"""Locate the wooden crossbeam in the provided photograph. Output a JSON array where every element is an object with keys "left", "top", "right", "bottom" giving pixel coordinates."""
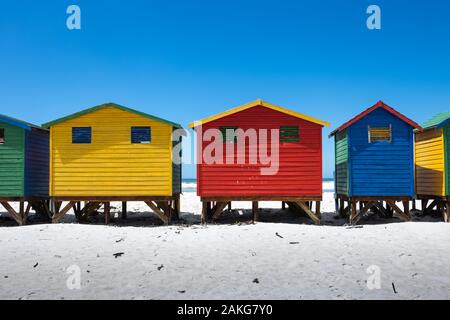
[
  {"left": 386, "top": 201, "right": 410, "bottom": 221},
  {"left": 0, "top": 201, "right": 23, "bottom": 225},
  {"left": 145, "top": 201, "right": 169, "bottom": 225},
  {"left": 359, "top": 201, "right": 377, "bottom": 216},
  {"left": 350, "top": 201, "right": 360, "bottom": 225},
  {"left": 295, "top": 201, "right": 320, "bottom": 225},
  {"left": 212, "top": 202, "right": 228, "bottom": 220},
  {"left": 52, "top": 201, "right": 76, "bottom": 223}
]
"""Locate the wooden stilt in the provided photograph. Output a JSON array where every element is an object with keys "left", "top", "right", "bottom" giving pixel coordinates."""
[
  {"left": 350, "top": 200, "right": 359, "bottom": 225},
  {"left": 315, "top": 201, "right": 321, "bottom": 219},
  {"left": 282, "top": 201, "right": 286, "bottom": 210},
  {"left": 252, "top": 201, "right": 259, "bottom": 222},
  {"left": 412, "top": 200, "right": 416, "bottom": 210},
  {"left": 52, "top": 201, "right": 75, "bottom": 223},
  {"left": 104, "top": 202, "right": 110, "bottom": 224},
  {"left": 121, "top": 201, "right": 127, "bottom": 219},
  {"left": 444, "top": 201, "right": 449, "bottom": 223},
  {"left": 339, "top": 198, "right": 345, "bottom": 217},
  {"left": 422, "top": 199, "right": 429, "bottom": 214},
  {"left": 201, "top": 201, "right": 208, "bottom": 224},
  {"left": 227, "top": 202, "right": 231, "bottom": 211},
  {"left": 402, "top": 201, "right": 410, "bottom": 221}
]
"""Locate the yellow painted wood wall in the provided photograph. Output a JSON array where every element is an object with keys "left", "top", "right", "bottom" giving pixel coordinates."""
[
  {"left": 415, "top": 128, "right": 445, "bottom": 196},
  {"left": 50, "top": 107, "right": 173, "bottom": 196}
]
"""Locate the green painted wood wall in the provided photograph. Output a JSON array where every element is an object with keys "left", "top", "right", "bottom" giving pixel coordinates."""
[
  {"left": 443, "top": 123, "right": 450, "bottom": 195},
  {"left": 335, "top": 129, "right": 349, "bottom": 195},
  {"left": 0, "top": 121, "right": 25, "bottom": 196}
]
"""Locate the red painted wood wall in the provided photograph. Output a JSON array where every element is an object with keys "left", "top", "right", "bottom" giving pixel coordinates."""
[{"left": 196, "top": 105, "right": 323, "bottom": 197}]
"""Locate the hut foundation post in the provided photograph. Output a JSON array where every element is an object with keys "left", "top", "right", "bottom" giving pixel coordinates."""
[
  {"left": 227, "top": 202, "right": 232, "bottom": 211},
  {"left": 421, "top": 199, "right": 429, "bottom": 214},
  {"left": 121, "top": 201, "right": 127, "bottom": 220},
  {"left": 282, "top": 201, "right": 286, "bottom": 210},
  {"left": 444, "top": 201, "right": 450, "bottom": 223},
  {"left": 315, "top": 201, "right": 321, "bottom": 219},
  {"left": 201, "top": 201, "right": 208, "bottom": 224},
  {"left": 104, "top": 202, "right": 110, "bottom": 224},
  {"left": 252, "top": 201, "right": 259, "bottom": 223},
  {"left": 350, "top": 200, "right": 359, "bottom": 225},
  {"left": 338, "top": 198, "right": 345, "bottom": 217},
  {"left": 402, "top": 201, "right": 410, "bottom": 221},
  {"left": 412, "top": 200, "right": 416, "bottom": 210}
]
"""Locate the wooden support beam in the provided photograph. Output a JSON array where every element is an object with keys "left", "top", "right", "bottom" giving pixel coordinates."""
[
  {"left": 282, "top": 201, "right": 286, "bottom": 210},
  {"left": 201, "top": 201, "right": 208, "bottom": 224},
  {"left": 402, "top": 201, "right": 411, "bottom": 221},
  {"left": 315, "top": 201, "right": 321, "bottom": 219},
  {"left": 387, "top": 201, "right": 410, "bottom": 222},
  {"left": 350, "top": 201, "right": 359, "bottom": 225},
  {"left": 252, "top": 201, "right": 259, "bottom": 222},
  {"left": 359, "top": 201, "right": 377, "bottom": 216},
  {"left": 52, "top": 201, "right": 76, "bottom": 223},
  {"left": 444, "top": 201, "right": 450, "bottom": 223},
  {"left": 0, "top": 201, "right": 23, "bottom": 225},
  {"left": 121, "top": 201, "right": 127, "bottom": 220},
  {"left": 145, "top": 201, "right": 169, "bottom": 225},
  {"left": 227, "top": 202, "right": 232, "bottom": 211},
  {"left": 104, "top": 202, "right": 110, "bottom": 224},
  {"left": 212, "top": 202, "right": 228, "bottom": 220},
  {"left": 295, "top": 201, "right": 320, "bottom": 225}
]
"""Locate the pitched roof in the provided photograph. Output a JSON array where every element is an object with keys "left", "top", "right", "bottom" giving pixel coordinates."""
[
  {"left": 420, "top": 111, "right": 450, "bottom": 129},
  {"left": 188, "top": 99, "right": 330, "bottom": 128},
  {"left": 42, "top": 102, "right": 182, "bottom": 128},
  {"left": 0, "top": 114, "right": 47, "bottom": 131},
  {"left": 329, "top": 100, "right": 421, "bottom": 137}
]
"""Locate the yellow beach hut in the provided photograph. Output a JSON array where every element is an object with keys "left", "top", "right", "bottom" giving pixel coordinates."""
[
  {"left": 42, "top": 103, "right": 182, "bottom": 224},
  {"left": 415, "top": 111, "right": 450, "bottom": 222}
]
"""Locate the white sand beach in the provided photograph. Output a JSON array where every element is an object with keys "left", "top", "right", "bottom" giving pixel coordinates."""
[{"left": 0, "top": 183, "right": 449, "bottom": 300}]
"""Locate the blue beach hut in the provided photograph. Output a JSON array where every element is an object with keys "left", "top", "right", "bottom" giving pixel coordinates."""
[{"left": 329, "top": 101, "right": 421, "bottom": 224}]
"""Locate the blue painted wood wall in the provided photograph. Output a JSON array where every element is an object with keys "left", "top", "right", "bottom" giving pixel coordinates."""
[
  {"left": 347, "top": 108, "right": 414, "bottom": 197},
  {"left": 24, "top": 129, "right": 49, "bottom": 197}
]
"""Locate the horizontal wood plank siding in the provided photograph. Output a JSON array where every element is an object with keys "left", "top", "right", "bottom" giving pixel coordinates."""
[
  {"left": 415, "top": 128, "right": 445, "bottom": 196},
  {"left": 197, "top": 106, "right": 323, "bottom": 197},
  {"left": 25, "top": 129, "right": 49, "bottom": 197},
  {"left": 0, "top": 121, "right": 24, "bottom": 196},
  {"left": 348, "top": 108, "right": 414, "bottom": 197},
  {"left": 50, "top": 107, "right": 173, "bottom": 196},
  {"left": 335, "top": 130, "right": 348, "bottom": 195}
]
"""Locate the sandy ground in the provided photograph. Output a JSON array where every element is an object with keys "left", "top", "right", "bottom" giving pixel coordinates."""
[{"left": 0, "top": 190, "right": 449, "bottom": 300}]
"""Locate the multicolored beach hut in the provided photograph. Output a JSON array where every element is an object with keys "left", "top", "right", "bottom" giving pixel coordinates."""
[
  {"left": 42, "top": 103, "right": 182, "bottom": 224},
  {"left": 329, "top": 101, "right": 421, "bottom": 224},
  {"left": 0, "top": 114, "right": 49, "bottom": 225},
  {"left": 415, "top": 111, "right": 450, "bottom": 222},
  {"left": 189, "top": 99, "right": 330, "bottom": 224}
]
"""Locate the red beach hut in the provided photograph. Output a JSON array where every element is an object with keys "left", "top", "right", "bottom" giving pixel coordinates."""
[{"left": 188, "top": 99, "right": 330, "bottom": 224}]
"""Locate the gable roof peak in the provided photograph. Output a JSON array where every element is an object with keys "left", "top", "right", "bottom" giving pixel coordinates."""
[
  {"left": 42, "top": 102, "right": 181, "bottom": 128},
  {"left": 188, "top": 99, "right": 330, "bottom": 128},
  {"left": 329, "top": 100, "right": 422, "bottom": 137}
]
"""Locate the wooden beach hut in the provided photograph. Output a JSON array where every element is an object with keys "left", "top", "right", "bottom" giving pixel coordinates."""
[
  {"left": 415, "top": 111, "right": 450, "bottom": 222},
  {"left": 0, "top": 114, "right": 49, "bottom": 225},
  {"left": 329, "top": 101, "right": 421, "bottom": 224},
  {"left": 42, "top": 103, "right": 182, "bottom": 224},
  {"left": 188, "top": 99, "right": 330, "bottom": 224}
]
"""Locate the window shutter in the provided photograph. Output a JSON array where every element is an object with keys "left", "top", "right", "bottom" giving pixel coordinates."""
[
  {"left": 368, "top": 125, "right": 392, "bottom": 143},
  {"left": 280, "top": 126, "right": 299, "bottom": 142},
  {"left": 72, "top": 127, "right": 92, "bottom": 144},
  {"left": 131, "top": 127, "right": 151, "bottom": 144},
  {"left": 219, "top": 126, "right": 238, "bottom": 143}
]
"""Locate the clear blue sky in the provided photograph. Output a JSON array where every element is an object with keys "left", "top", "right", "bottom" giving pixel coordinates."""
[{"left": 1, "top": 0, "right": 450, "bottom": 178}]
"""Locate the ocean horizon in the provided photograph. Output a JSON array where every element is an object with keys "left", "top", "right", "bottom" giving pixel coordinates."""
[{"left": 182, "top": 178, "right": 335, "bottom": 193}]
